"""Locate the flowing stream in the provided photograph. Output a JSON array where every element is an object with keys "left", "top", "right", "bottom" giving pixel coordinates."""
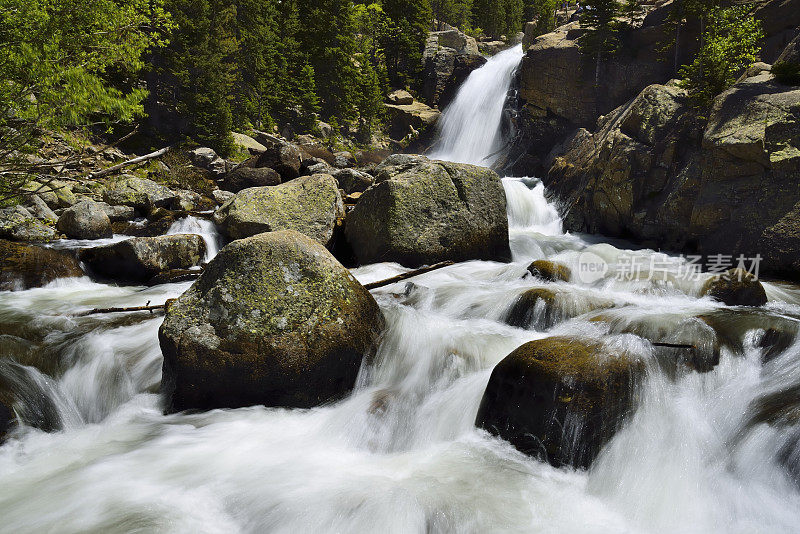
[{"left": 2, "top": 48, "right": 800, "bottom": 534}]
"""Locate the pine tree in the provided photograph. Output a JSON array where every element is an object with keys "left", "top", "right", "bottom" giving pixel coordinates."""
[
  {"left": 525, "top": 0, "right": 558, "bottom": 38},
  {"left": 383, "top": 0, "right": 433, "bottom": 88},
  {"left": 577, "top": 0, "right": 621, "bottom": 84}
]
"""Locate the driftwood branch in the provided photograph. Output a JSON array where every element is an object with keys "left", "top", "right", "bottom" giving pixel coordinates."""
[
  {"left": 90, "top": 145, "right": 172, "bottom": 178},
  {"left": 363, "top": 261, "right": 454, "bottom": 290},
  {"left": 652, "top": 342, "right": 696, "bottom": 349},
  {"left": 77, "top": 300, "right": 174, "bottom": 317}
]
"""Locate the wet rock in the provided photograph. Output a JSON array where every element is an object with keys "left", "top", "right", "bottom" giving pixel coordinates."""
[
  {"left": 255, "top": 140, "right": 302, "bottom": 181},
  {"left": 214, "top": 174, "right": 344, "bottom": 246},
  {"left": 221, "top": 165, "right": 281, "bottom": 193},
  {"left": 527, "top": 260, "right": 571, "bottom": 282},
  {"left": 506, "top": 287, "right": 614, "bottom": 330},
  {"left": 158, "top": 230, "right": 385, "bottom": 412},
  {"left": 331, "top": 168, "right": 374, "bottom": 195},
  {"left": 103, "top": 176, "right": 177, "bottom": 212},
  {"left": 475, "top": 336, "right": 643, "bottom": 468},
  {"left": 56, "top": 200, "right": 113, "bottom": 239},
  {"left": 0, "top": 240, "right": 83, "bottom": 290},
  {"left": 0, "top": 206, "right": 56, "bottom": 242},
  {"left": 701, "top": 268, "right": 768, "bottom": 307},
  {"left": 96, "top": 202, "right": 135, "bottom": 222},
  {"left": 79, "top": 234, "right": 205, "bottom": 283},
  {"left": 0, "top": 360, "right": 62, "bottom": 439},
  {"left": 345, "top": 156, "right": 510, "bottom": 267},
  {"left": 760, "top": 327, "right": 796, "bottom": 364}
]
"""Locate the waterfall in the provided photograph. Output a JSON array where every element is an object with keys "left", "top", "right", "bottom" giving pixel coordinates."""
[{"left": 429, "top": 44, "right": 524, "bottom": 166}]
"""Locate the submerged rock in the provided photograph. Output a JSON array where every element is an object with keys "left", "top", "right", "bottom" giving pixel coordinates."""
[
  {"left": 527, "top": 260, "right": 571, "bottom": 282},
  {"left": 345, "top": 156, "right": 510, "bottom": 267},
  {"left": 56, "top": 200, "right": 113, "bottom": 239},
  {"left": 214, "top": 174, "right": 344, "bottom": 246},
  {"left": 475, "top": 336, "right": 643, "bottom": 468},
  {"left": 0, "top": 206, "right": 56, "bottom": 242},
  {"left": 701, "top": 268, "right": 768, "bottom": 307},
  {"left": 79, "top": 234, "right": 205, "bottom": 283},
  {"left": 0, "top": 240, "right": 83, "bottom": 290},
  {"left": 505, "top": 287, "right": 613, "bottom": 330},
  {"left": 158, "top": 230, "right": 385, "bottom": 412}
]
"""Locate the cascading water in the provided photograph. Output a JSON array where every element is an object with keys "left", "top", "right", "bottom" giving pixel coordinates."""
[
  {"left": 2, "top": 47, "right": 800, "bottom": 534},
  {"left": 429, "top": 44, "right": 523, "bottom": 166}
]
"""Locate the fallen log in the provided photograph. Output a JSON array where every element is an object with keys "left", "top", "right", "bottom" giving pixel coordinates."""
[
  {"left": 77, "top": 300, "right": 175, "bottom": 317},
  {"left": 90, "top": 146, "right": 172, "bottom": 178},
  {"left": 363, "top": 261, "right": 454, "bottom": 290},
  {"left": 651, "top": 342, "right": 696, "bottom": 349}
]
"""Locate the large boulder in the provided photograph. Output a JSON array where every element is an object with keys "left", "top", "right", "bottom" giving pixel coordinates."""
[
  {"left": 0, "top": 206, "right": 56, "bottom": 242},
  {"left": 384, "top": 101, "right": 441, "bottom": 141},
  {"left": 56, "top": 200, "right": 113, "bottom": 239},
  {"left": 255, "top": 140, "right": 302, "bottom": 181},
  {"left": 701, "top": 268, "right": 768, "bottom": 307},
  {"left": 103, "top": 176, "right": 177, "bottom": 213},
  {"left": 158, "top": 230, "right": 385, "bottom": 412},
  {"left": 214, "top": 174, "right": 344, "bottom": 246},
  {"left": 545, "top": 73, "right": 800, "bottom": 278},
  {"left": 476, "top": 336, "right": 643, "bottom": 468},
  {"left": 79, "top": 234, "right": 205, "bottom": 283},
  {"left": 345, "top": 156, "right": 511, "bottom": 267},
  {"left": 0, "top": 240, "right": 83, "bottom": 290},
  {"left": 221, "top": 165, "right": 281, "bottom": 193},
  {"left": 231, "top": 132, "right": 267, "bottom": 154}
]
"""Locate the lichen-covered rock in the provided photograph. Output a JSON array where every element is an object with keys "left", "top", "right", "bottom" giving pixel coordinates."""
[
  {"left": 214, "top": 174, "right": 344, "bottom": 246},
  {"left": 0, "top": 206, "right": 56, "bottom": 242},
  {"left": 56, "top": 200, "right": 113, "bottom": 239},
  {"left": 475, "top": 336, "right": 643, "bottom": 468},
  {"left": 345, "top": 156, "right": 510, "bottom": 267},
  {"left": 158, "top": 230, "right": 385, "bottom": 412},
  {"left": 79, "top": 234, "right": 205, "bottom": 283},
  {"left": 701, "top": 268, "right": 768, "bottom": 307},
  {"left": 221, "top": 165, "right": 281, "bottom": 193},
  {"left": 527, "top": 260, "right": 571, "bottom": 282},
  {"left": 331, "top": 168, "right": 374, "bottom": 195},
  {"left": 231, "top": 132, "right": 267, "bottom": 154},
  {"left": 0, "top": 240, "right": 83, "bottom": 290},
  {"left": 255, "top": 141, "right": 302, "bottom": 181},
  {"left": 212, "top": 189, "right": 235, "bottom": 205},
  {"left": 103, "top": 176, "right": 177, "bottom": 212}
]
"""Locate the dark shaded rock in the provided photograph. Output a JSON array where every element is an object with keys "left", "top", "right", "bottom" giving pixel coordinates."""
[
  {"left": 701, "top": 268, "right": 768, "bottom": 307},
  {"left": 56, "top": 200, "right": 113, "bottom": 239},
  {"left": 214, "top": 174, "right": 344, "bottom": 246},
  {"left": 345, "top": 156, "right": 510, "bottom": 267},
  {"left": 97, "top": 202, "right": 135, "bottom": 222},
  {"left": 505, "top": 287, "right": 613, "bottom": 329},
  {"left": 221, "top": 166, "right": 281, "bottom": 193},
  {"left": 476, "top": 336, "right": 643, "bottom": 468},
  {"left": 79, "top": 234, "right": 205, "bottom": 283},
  {"left": 158, "top": 230, "right": 385, "bottom": 412},
  {"left": 255, "top": 141, "right": 302, "bottom": 181},
  {"left": 527, "top": 260, "right": 571, "bottom": 282},
  {"left": 0, "top": 240, "right": 83, "bottom": 290},
  {"left": 332, "top": 168, "right": 374, "bottom": 195}
]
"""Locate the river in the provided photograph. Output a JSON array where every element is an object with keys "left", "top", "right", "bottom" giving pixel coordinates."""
[{"left": 1, "top": 45, "right": 800, "bottom": 534}]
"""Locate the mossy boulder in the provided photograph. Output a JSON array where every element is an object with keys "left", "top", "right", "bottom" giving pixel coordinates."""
[
  {"left": 0, "top": 240, "right": 83, "bottom": 291},
  {"left": 79, "top": 234, "right": 205, "bottom": 283},
  {"left": 56, "top": 200, "right": 113, "bottom": 239},
  {"left": 701, "top": 268, "right": 767, "bottom": 307},
  {"left": 0, "top": 206, "right": 56, "bottom": 242},
  {"left": 527, "top": 260, "right": 571, "bottom": 282},
  {"left": 159, "top": 230, "right": 385, "bottom": 412},
  {"left": 345, "top": 156, "right": 510, "bottom": 267},
  {"left": 214, "top": 174, "right": 344, "bottom": 246},
  {"left": 476, "top": 336, "right": 643, "bottom": 468},
  {"left": 103, "top": 175, "right": 177, "bottom": 212}
]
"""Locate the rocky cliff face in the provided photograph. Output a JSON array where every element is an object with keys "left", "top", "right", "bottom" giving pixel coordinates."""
[
  {"left": 502, "top": 0, "right": 800, "bottom": 177},
  {"left": 545, "top": 65, "right": 800, "bottom": 278},
  {"left": 422, "top": 27, "right": 487, "bottom": 110}
]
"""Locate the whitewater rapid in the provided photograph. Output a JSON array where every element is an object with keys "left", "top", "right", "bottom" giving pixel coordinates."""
[{"left": 2, "top": 47, "right": 800, "bottom": 534}]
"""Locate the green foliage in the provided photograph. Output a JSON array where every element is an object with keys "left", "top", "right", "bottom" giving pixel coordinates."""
[
  {"left": 431, "top": 0, "right": 474, "bottom": 29},
  {"left": 578, "top": 0, "right": 622, "bottom": 82},
  {"left": 0, "top": 0, "right": 170, "bottom": 201},
  {"left": 472, "top": 0, "right": 523, "bottom": 38},
  {"left": 383, "top": 0, "right": 433, "bottom": 88},
  {"left": 678, "top": 5, "right": 763, "bottom": 113},
  {"left": 772, "top": 62, "right": 800, "bottom": 86},
  {"left": 525, "top": 0, "right": 558, "bottom": 38}
]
